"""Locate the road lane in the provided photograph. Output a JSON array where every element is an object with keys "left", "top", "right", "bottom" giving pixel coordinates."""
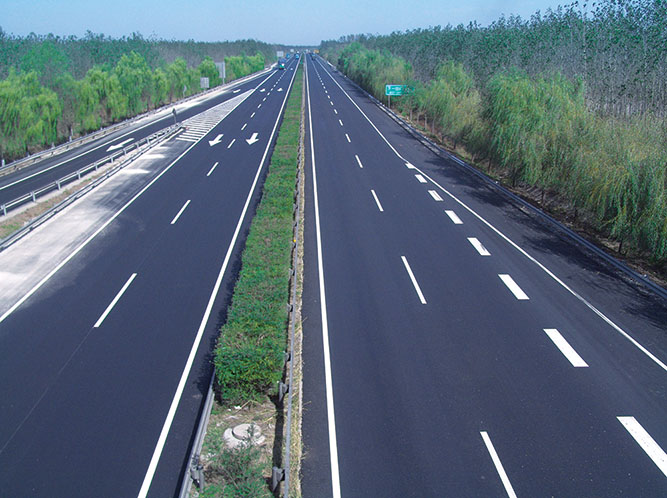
[
  {"left": 302, "top": 54, "right": 666, "bottom": 496},
  {"left": 0, "top": 57, "right": 300, "bottom": 497}
]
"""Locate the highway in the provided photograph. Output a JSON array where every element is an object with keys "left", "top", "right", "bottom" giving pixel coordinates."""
[
  {"left": 300, "top": 54, "right": 666, "bottom": 496},
  {"left": 0, "top": 66, "right": 278, "bottom": 209},
  {"left": 0, "top": 56, "right": 300, "bottom": 496}
]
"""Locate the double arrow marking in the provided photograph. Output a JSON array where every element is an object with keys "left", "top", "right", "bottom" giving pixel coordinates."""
[
  {"left": 209, "top": 134, "right": 224, "bottom": 147},
  {"left": 210, "top": 133, "right": 258, "bottom": 146}
]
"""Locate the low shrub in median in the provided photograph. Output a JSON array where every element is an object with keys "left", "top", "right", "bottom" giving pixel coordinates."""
[{"left": 214, "top": 64, "right": 302, "bottom": 405}]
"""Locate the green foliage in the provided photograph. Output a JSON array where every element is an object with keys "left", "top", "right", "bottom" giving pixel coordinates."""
[
  {"left": 200, "top": 426, "right": 271, "bottom": 498},
  {"left": 214, "top": 64, "right": 302, "bottom": 405},
  {"left": 224, "top": 53, "right": 265, "bottom": 82},
  {"left": 0, "top": 69, "right": 61, "bottom": 159},
  {"left": 324, "top": 10, "right": 667, "bottom": 264},
  {"left": 198, "top": 56, "right": 222, "bottom": 87}
]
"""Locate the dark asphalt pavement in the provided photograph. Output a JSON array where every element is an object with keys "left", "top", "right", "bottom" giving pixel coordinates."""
[
  {"left": 301, "top": 54, "right": 666, "bottom": 497},
  {"left": 0, "top": 57, "right": 300, "bottom": 497}
]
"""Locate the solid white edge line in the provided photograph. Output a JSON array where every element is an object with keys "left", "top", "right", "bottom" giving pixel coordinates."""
[
  {"left": 543, "top": 328, "right": 588, "bottom": 367},
  {"left": 306, "top": 57, "right": 342, "bottom": 498},
  {"left": 428, "top": 189, "right": 443, "bottom": 201},
  {"left": 499, "top": 274, "right": 530, "bottom": 300},
  {"left": 467, "top": 237, "right": 490, "bottom": 256},
  {"left": 371, "top": 189, "right": 384, "bottom": 212},
  {"left": 445, "top": 210, "right": 463, "bottom": 225},
  {"left": 93, "top": 273, "right": 137, "bottom": 328},
  {"left": 313, "top": 58, "right": 667, "bottom": 372},
  {"left": 617, "top": 416, "right": 667, "bottom": 477},
  {"left": 355, "top": 155, "right": 363, "bottom": 169},
  {"left": 170, "top": 199, "right": 191, "bottom": 225},
  {"left": 137, "top": 59, "right": 299, "bottom": 498},
  {"left": 206, "top": 162, "right": 219, "bottom": 177},
  {"left": 480, "top": 431, "right": 518, "bottom": 498},
  {"left": 401, "top": 256, "right": 427, "bottom": 304}
]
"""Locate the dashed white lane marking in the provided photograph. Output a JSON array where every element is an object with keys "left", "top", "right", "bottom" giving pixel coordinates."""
[
  {"left": 227, "top": 138, "right": 236, "bottom": 149},
  {"left": 371, "top": 189, "right": 384, "bottom": 212},
  {"left": 617, "top": 416, "right": 667, "bottom": 477},
  {"left": 401, "top": 256, "right": 427, "bottom": 304},
  {"left": 428, "top": 190, "right": 443, "bottom": 201},
  {"left": 257, "top": 103, "right": 262, "bottom": 108},
  {"left": 339, "top": 119, "right": 343, "bottom": 126},
  {"left": 345, "top": 133, "right": 351, "bottom": 143},
  {"left": 499, "top": 274, "right": 530, "bottom": 300},
  {"left": 170, "top": 199, "right": 191, "bottom": 225},
  {"left": 445, "top": 210, "right": 463, "bottom": 224},
  {"left": 415, "top": 174, "right": 427, "bottom": 183},
  {"left": 480, "top": 432, "right": 518, "bottom": 498},
  {"left": 251, "top": 112, "right": 256, "bottom": 118},
  {"left": 334, "top": 109, "right": 338, "bottom": 114},
  {"left": 467, "top": 237, "right": 490, "bottom": 256},
  {"left": 263, "top": 97, "right": 266, "bottom": 102},
  {"left": 206, "top": 162, "right": 219, "bottom": 177},
  {"left": 94, "top": 273, "right": 137, "bottom": 328},
  {"left": 241, "top": 123, "right": 247, "bottom": 130},
  {"left": 544, "top": 329, "right": 588, "bottom": 367},
  {"left": 330, "top": 101, "right": 334, "bottom": 106},
  {"left": 355, "top": 155, "right": 363, "bottom": 169}
]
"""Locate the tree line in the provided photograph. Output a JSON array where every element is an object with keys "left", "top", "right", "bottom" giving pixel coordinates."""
[
  {"left": 321, "top": 0, "right": 666, "bottom": 267},
  {"left": 0, "top": 30, "right": 277, "bottom": 162}
]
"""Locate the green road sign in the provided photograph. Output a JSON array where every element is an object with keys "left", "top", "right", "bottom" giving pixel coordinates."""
[{"left": 385, "top": 84, "right": 404, "bottom": 96}]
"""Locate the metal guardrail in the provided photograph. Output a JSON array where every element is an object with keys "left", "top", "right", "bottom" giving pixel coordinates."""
[
  {"left": 0, "top": 125, "right": 181, "bottom": 252},
  {"left": 0, "top": 126, "right": 178, "bottom": 218}
]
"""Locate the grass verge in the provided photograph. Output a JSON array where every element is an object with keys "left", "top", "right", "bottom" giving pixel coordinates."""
[{"left": 195, "top": 62, "right": 304, "bottom": 497}]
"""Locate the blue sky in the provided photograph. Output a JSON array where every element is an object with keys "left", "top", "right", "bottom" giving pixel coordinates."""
[{"left": 2, "top": 0, "right": 566, "bottom": 45}]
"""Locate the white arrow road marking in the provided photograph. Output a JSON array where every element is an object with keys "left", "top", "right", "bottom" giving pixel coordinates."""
[
  {"left": 260, "top": 88, "right": 266, "bottom": 92},
  {"left": 107, "top": 138, "right": 134, "bottom": 151},
  {"left": 208, "top": 134, "right": 224, "bottom": 147},
  {"left": 277, "top": 88, "right": 283, "bottom": 92},
  {"left": 246, "top": 132, "right": 259, "bottom": 145}
]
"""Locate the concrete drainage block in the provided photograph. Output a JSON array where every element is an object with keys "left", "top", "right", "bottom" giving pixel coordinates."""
[{"left": 223, "top": 423, "right": 266, "bottom": 448}]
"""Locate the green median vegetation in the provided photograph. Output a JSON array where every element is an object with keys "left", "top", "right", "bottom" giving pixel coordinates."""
[
  {"left": 214, "top": 62, "right": 301, "bottom": 405},
  {"left": 323, "top": 6, "right": 667, "bottom": 271},
  {"left": 202, "top": 61, "right": 302, "bottom": 497}
]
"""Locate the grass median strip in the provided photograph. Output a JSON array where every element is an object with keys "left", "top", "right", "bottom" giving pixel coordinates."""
[{"left": 195, "top": 63, "right": 303, "bottom": 497}]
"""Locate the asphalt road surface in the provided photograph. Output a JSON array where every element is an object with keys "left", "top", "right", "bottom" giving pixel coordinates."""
[
  {"left": 300, "top": 54, "right": 666, "bottom": 497},
  {"left": 0, "top": 57, "right": 300, "bottom": 497}
]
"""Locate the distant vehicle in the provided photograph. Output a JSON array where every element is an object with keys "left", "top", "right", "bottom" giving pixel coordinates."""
[
  {"left": 277, "top": 59, "right": 286, "bottom": 70},
  {"left": 295, "top": 53, "right": 300, "bottom": 59}
]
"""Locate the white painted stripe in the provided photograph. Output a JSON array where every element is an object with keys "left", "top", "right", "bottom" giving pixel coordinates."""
[
  {"left": 428, "top": 190, "right": 443, "bottom": 201},
  {"left": 544, "top": 329, "right": 588, "bottom": 367},
  {"left": 206, "top": 162, "right": 219, "bottom": 177},
  {"left": 415, "top": 174, "right": 427, "bottom": 183},
  {"left": 241, "top": 123, "right": 247, "bottom": 130},
  {"left": 467, "top": 237, "right": 490, "bottom": 256},
  {"left": 170, "top": 199, "right": 191, "bottom": 225},
  {"left": 355, "top": 155, "right": 363, "bottom": 169},
  {"left": 371, "top": 190, "right": 384, "bottom": 212},
  {"left": 263, "top": 97, "right": 266, "bottom": 102},
  {"left": 618, "top": 417, "right": 667, "bottom": 477},
  {"left": 406, "top": 162, "right": 415, "bottom": 169},
  {"left": 330, "top": 101, "right": 334, "bottom": 106},
  {"left": 251, "top": 112, "right": 256, "bottom": 118},
  {"left": 499, "top": 274, "right": 530, "bottom": 300},
  {"left": 304, "top": 59, "right": 342, "bottom": 498},
  {"left": 328, "top": 95, "right": 331, "bottom": 99},
  {"left": 257, "top": 104, "right": 262, "bottom": 108},
  {"left": 334, "top": 109, "right": 338, "bottom": 114},
  {"left": 94, "top": 273, "right": 137, "bottom": 328},
  {"left": 138, "top": 55, "right": 299, "bottom": 498},
  {"left": 445, "top": 210, "right": 463, "bottom": 224},
  {"left": 401, "top": 256, "right": 427, "bottom": 304},
  {"left": 339, "top": 119, "right": 343, "bottom": 126},
  {"left": 345, "top": 133, "right": 351, "bottom": 143},
  {"left": 227, "top": 138, "right": 235, "bottom": 149},
  {"left": 480, "top": 432, "right": 518, "bottom": 498}
]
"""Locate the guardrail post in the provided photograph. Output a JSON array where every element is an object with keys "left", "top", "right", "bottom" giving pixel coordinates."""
[
  {"left": 1, "top": 204, "right": 5, "bottom": 216},
  {"left": 77, "top": 170, "right": 81, "bottom": 180},
  {"left": 56, "top": 180, "right": 61, "bottom": 191},
  {"left": 31, "top": 191, "right": 36, "bottom": 203},
  {"left": 1, "top": 158, "right": 4, "bottom": 168},
  {"left": 94, "top": 162, "right": 98, "bottom": 171}
]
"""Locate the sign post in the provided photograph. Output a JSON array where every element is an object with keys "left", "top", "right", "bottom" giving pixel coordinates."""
[{"left": 385, "top": 85, "right": 415, "bottom": 108}]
